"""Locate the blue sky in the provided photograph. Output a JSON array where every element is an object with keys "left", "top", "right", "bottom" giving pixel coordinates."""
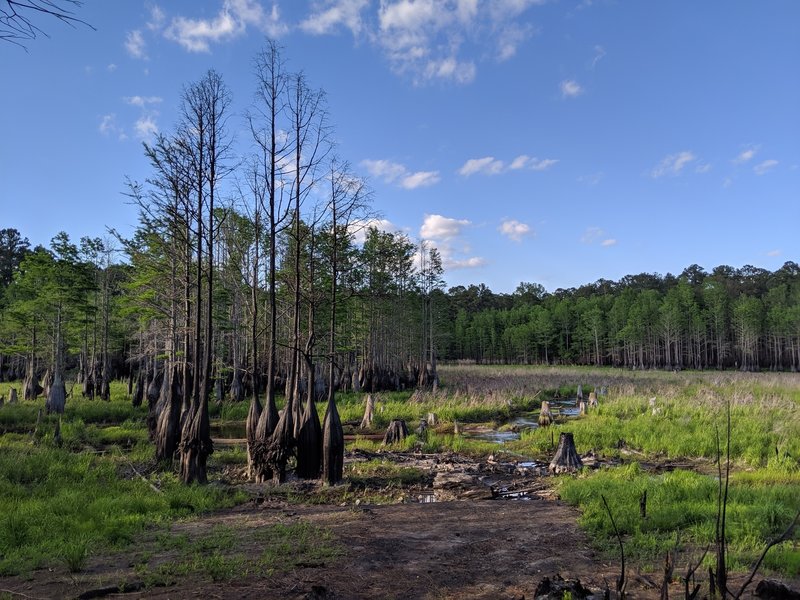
[{"left": 1, "top": 0, "right": 798, "bottom": 292}]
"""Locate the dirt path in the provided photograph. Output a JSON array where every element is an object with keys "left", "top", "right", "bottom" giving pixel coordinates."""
[{"left": 4, "top": 496, "right": 666, "bottom": 600}]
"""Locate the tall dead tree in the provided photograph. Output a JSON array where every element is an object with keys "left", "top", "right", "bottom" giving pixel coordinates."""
[
  {"left": 249, "top": 41, "right": 291, "bottom": 483},
  {"left": 177, "top": 69, "right": 232, "bottom": 484},
  {"left": 322, "top": 161, "right": 369, "bottom": 484}
]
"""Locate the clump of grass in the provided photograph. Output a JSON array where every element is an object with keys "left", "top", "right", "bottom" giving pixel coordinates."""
[
  {"left": 346, "top": 459, "right": 427, "bottom": 487},
  {"left": 0, "top": 436, "right": 247, "bottom": 576},
  {"left": 558, "top": 463, "right": 800, "bottom": 575}
]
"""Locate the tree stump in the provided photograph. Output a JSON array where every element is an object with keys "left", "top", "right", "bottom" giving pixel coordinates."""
[
  {"left": 9, "top": 387, "right": 17, "bottom": 404},
  {"left": 382, "top": 419, "right": 408, "bottom": 445},
  {"left": 415, "top": 418, "right": 428, "bottom": 440},
  {"left": 426, "top": 412, "right": 438, "bottom": 427},
  {"left": 360, "top": 394, "right": 375, "bottom": 429},
  {"left": 538, "top": 401, "right": 553, "bottom": 427},
  {"left": 579, "top": 400, "right": 587, "bottom": 415},
  {"left": 576, "top": 384, "right": 584, "bottom": 401},
  {"left": 46, "top": 373, "right": 66, "bottom": 415},
  {"left": 453, "top": 420, "right": 461, "bottom": 435},
  {"left": 549, "top": 432, "right": 583, "bottom": 474},
  {"left": 588, "top": 392, "right": 598, "bottom": 408}
]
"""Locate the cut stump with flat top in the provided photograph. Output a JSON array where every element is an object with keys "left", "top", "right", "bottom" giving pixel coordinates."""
[{"left": 549, "top": 432, "right": 583, "bottom": 474}]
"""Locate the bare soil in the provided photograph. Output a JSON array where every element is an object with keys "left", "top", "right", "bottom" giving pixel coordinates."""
[{"left": 1, "top": 451, "right": 793, "bottom": 600}]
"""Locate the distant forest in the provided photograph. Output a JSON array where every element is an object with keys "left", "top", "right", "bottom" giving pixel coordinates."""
[{"left": 2, "top": 225, "right": 798, "bottom": 387}]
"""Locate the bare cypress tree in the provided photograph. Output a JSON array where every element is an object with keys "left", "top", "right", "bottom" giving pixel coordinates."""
[
  {"left": 177, "top": 70, "right": 232, "bottom": 485},
  {"left": 249, "top": 41, "right": 291, "bottom": 483},
  {"left": 322, "top": 161, "right": 369, "bottom": 484}
]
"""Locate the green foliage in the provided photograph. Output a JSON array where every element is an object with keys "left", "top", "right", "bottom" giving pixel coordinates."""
[
  {"left": 558, "top": 465, "right": 800, "bottom": 573},
  {"left": 0, "top": 435, "right": 246, "bottom": 576}
]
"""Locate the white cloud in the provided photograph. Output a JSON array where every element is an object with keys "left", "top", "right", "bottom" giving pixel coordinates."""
[
  {"left": 164, "top": 0, "right": 287, "bottom": 53},
  {"left": 499, "top": 219, "right": 532, "bottom": 242},
  {"left": 348, "top": 218, "right": 401, "bottom": 245},
  {"left": 753, "top": 159, "right": 778, "bottom": 175},
  {"left": 301, "top": 0, "right": 370, "bottom": 35},
  {"left": 530, "top": 157, "right": 558, "bottom": 171},
  {"left": 581, "top": 227, "right": 615, "bottom": 247},
  {"left": 496, "top": 23, "right": 534, "bottom": 61},
  {"left": 147, "top": 5, "right": 166, "bottom": 31},
  {"left": 419, "top": 213, "right": 485, "bottom": 270},
  {"left": 368, "top": 0, "right": 544, "bottom": 84},
  {"left": 125, "top": 30, "right": 147, "bottom": 59},
  {"left": 98, "top": 114, "right": 127, "bottom": 141},
  {"left": 361, "top": 159, "right": 440, "bottom": 189},
  {"left": 459, "top": 156, "right": 505, "bottom": 176},
  {"left": 134, "top": 115, "right": 159, "bottom": 141},
  {"left": 124, "top": 96, "right": 163, "bottom": 107},
  {"left": 421, "top": 214, "right": 470, "bottom": 240},
  {"left": 695, "top": 163, "right": 712, "bottom": 174},
  {"left": 650, "top": 151, "right": 696, "bottom": 178},
  {"left": 107, "top": 63, "right": 117, "bottom": 72},
  {"left": 423, "top": 57, "right": 476, "bottom": 84},
  {"left": 460, "top": 154, "right": 557, "bottom": 175},
  {"left": 767, "top": 249, "right": 782, "bottom": 257},
  {"left": 401, "top": 170, "right": 440, "bottom": 189},
  {"left": 448, "top": 256, "right": 488, "bottom": 269},
  {"left": 590, "top": 44, "right": 605, "bottom": 68},
  {"left": 733, "top": 146, "right": 758, "bottom": 164},
  {"left": 560, "top": 79, "right": 583, "bottom": 98}
]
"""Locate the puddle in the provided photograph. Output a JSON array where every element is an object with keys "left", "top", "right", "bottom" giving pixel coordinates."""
[{"left": 211, "top": 421, "right": 246, "bottom": 438}]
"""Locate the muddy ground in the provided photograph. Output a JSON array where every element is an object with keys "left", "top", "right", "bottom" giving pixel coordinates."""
[{"left": 1, "top": 450, "right": 794, "bottom": 600}]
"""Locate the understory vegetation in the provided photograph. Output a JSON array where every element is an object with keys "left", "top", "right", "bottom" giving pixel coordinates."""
[{"left": 1, "top": 367, "right": 799, "bottom": 583}]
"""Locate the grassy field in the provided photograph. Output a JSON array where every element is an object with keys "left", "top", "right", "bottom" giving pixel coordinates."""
[{"left": 1, "top": 367, "right": 799, "bottom": 580}]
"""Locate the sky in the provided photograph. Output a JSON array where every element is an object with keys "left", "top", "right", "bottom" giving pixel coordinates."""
[{"left": 1, "top": 0, "right": 798, "bottom": 293}]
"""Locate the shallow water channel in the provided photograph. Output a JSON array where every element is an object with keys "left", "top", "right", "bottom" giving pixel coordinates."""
[{"left": 211, "top": 398, "right": 583, "bottom": 446}]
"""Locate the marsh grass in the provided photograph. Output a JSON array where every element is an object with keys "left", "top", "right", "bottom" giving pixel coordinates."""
[
  {"left": 0, "top": 435, "right": 247, "bottom": 575},
  {"left": 558, "top": 463, "right": 800, "bottom": 574}
]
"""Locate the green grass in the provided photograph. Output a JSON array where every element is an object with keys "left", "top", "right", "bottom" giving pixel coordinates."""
[
  {"left": 138, "top": 521, "right": 341, "bottom": 586},
  {"left": 513, "top": 386, "right": 800, "bottom": 467},
  {"left": 557, "top": 463, "right": 800, "bottom": 575},
  {"left": 0, "top": 434, "right": 247, "bottom": 576}
]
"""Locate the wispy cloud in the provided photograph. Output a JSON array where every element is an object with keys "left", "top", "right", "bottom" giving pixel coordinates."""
[
  {"left": 459, "top": 154, "right": 557, "bottom": 176},
  {"left": 348, "top": 217, "right": 401, "bottom": 245},
  {"left": 134, "top": 115, "right": 159, "bottom": 142},
  {"left": 590, "top": 44, "right": 605, "bottom": 68},
  {"left": 767, "top": 249, "right": 782, "bottom": 257},
  {"left": 733, "top": 146, "right": 758, "bottom": 164},
  {"left": 650, "top": 151, "right": 696, "bottom": 178},
  {"left": 560, "top": 79, "right": 583, "bottom": 98},
  {"left": 499, "top": 219, "right": 533, "bottom": 242},
  {"left": 164, "top": 0, "right": 288, "bottom": 53},
  {"left": 124, "top": 96, "right": 163, "bottom": 107},
  {"left": 459, "top": 156, "right": 505, "bottom": 176},
  {"left": 301, "top": 0, "right": 370, "bottom": 36},
  {"left": 361, "top": 159, "right": 440, "bottom": 189},
  {"left": 300, "top": 0, "right": 544, "bottom": 84},
  {"left": 695, "top": 163, "right": 712, "bottom": 174},
  {"left": 581, "top": 226, "right": 616, "bottom": 247},
  {"left": 419, "top": 213, "right": 486, "bottom": 270},
  {"left": 98, "top": 114, "right": 127, "bottom": 141},
  {"left": 753, "top": 159, "right": 778, "bottom": 175},
  {"left": 125, "top": 30, "right": 147, "bottom": 59}
]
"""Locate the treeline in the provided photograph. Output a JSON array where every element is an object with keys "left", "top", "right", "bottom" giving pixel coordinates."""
[{"left": 438, "top": 263, "right": 800, "bottom": 371}]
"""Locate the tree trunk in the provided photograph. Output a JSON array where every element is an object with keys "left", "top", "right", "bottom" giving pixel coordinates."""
[
  {"left": 322, "top": 397, "right": 344, "bottom": 485},
  {"left": 549, "top": 432, "right": 583, "bottom": 474},
  {"left": 360, "top": 394, "right": 375, "bottom": 429},
  {"left": 538, "top": 400, "right": 553, "bottom": 426},
  {"left": 382, "top": 419, "right": 409, "bottom": 445}
]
